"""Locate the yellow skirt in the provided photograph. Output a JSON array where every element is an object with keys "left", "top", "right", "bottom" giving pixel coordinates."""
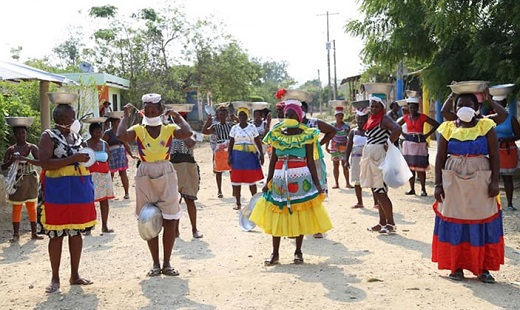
[{"left": 250, "top": 193, "right": 332, "bottom": 237}]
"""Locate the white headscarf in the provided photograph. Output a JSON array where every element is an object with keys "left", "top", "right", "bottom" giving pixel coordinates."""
[
  {"left": 369, "top": 96, "right": 386, "bottom": 109},
  {"left": 142, "top": 93, "right": 162, "bottom": 104}
]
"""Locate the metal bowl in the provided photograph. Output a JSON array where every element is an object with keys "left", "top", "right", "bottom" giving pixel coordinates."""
[
  {"left": 282, "top": 90, "right": 313, "bottom": 103},
  {"left": 106, "top": 111, "right": 124, "bottom": 119},
  {"left": 405, "top": 90, "right": 421, "bottom": 98},
  {"left": 363, "top": 83, "right": 394, "bottom": 95},
  {"left": 239, "top": 192, "right": 263, "bottom": 232},
  {"left": 204, "top": 105, "right": 216, "bottom": 116},
  {"left": 82, "top": 117, "right": 108, "bottom": 124},
  {"left": 164, "top": 103, "right": 195, "bottom": 113},
  {"left": 78, "top": 147, "right": 96, "bottom": 168},
  {"left": 351, "top": 100, "right": 370, "bottom": 109},
  {"left": 47, "top": 92, "right": 78, "bottom": 104},
  {"left": 397, "top": 99, "right": 408, "bottom": 107},
  {"left": 138, "top": 203, "right": 163, "bottom": 240},
  {"left": 232, "top": 101, "right": 254, "bottom": 110},
  {"left": 329, "top": 100, "right": 348, "bottom": 108},
  {"left": 448, "top": 81, "right": 489, "bottom": 94},
  {"left": 5, "top": 117, "right": 34, "bottom": 127},
  {"left": 489, "top": 83, "right": 515, "bottom": 96},
  {"left": 252, "top": 102, "right": 270, "bottom": 111}
]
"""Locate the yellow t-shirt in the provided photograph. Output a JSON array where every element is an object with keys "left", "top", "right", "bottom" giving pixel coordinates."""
[{"left": 131, "top": 124, "right": 177, "bottom": 162}]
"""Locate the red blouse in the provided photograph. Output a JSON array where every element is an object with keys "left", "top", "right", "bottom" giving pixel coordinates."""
[{"left": 404, "top": 114, "right": 427, "bottom": 133}]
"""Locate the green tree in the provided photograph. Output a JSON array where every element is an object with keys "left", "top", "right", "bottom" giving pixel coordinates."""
[{"left": 345, "top": 0, "right": 520, "bottom": 98}]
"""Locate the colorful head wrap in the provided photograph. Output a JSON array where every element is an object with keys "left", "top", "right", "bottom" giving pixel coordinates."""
[
  {"left": 283, "top": 99, "right": 303, "bottom": 122},
  {"left": 237, "top": 107, "right": 249, "bottom": 118}
]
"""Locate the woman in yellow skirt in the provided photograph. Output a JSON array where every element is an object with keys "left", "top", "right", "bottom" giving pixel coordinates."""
[{"left": 250, "top": 97, "right": 332, "bottom": 265}]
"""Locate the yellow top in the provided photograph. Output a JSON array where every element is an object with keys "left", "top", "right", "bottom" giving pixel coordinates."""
[
  {"left": 437, "top": 118, "right": 495, "bottom": 141},
  {"left": 131, "top": 124, "right": 177, "bottom": 162}
]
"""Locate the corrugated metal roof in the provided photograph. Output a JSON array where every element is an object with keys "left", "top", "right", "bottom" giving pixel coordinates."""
[{"left": 0, "top": 60, "right": 73, "bottom": 84}]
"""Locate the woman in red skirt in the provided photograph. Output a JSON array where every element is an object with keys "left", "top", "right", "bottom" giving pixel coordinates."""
[{"left": 228, "top": 107, "right": 264, "bottom": 210}]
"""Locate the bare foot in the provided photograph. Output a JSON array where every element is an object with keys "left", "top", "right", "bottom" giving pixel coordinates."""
[
  {"left": 346, "top": 184, "right": 354, "bottom": 188},
  {"left": 192, "top": 230, "right": 203, "bottom": 239},
  {"left": 332, "top": 185, "right": 340, "bottom": 189},
  {"left": 70, "top": 277, "right": 93, "bottom": 286},
  {"left": 351, "top": 203, "right": 365, "bottom": 209},
  {"left": 31, "top": 234, "right": 44, "bottom": 240},
  {"left": 45, "top": 281, "right": 60, "bottom": 293}
]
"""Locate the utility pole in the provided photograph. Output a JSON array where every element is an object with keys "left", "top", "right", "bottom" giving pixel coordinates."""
[
  {"left": 333, "top": 39, "right": 338, "bottom": 100},
  {"left": 317, "top": 11, "right": 339, "bottom": 104}
]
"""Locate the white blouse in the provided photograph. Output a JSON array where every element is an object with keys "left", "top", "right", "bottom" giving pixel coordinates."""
[{"left": 229, "top": 123, "right": 259, "bottom": 145}]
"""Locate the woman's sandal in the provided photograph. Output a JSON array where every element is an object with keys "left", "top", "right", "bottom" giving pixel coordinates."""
[
  {"left": 293, "top": 252, "right": 304, "bottom": 264},
  {"left": 264, "top": 254, "right": 279, "bottom": 266},
  {"left": 448, "top": 269, "right": 465, "bottom": 281},
  {"left": 45, "top": 282, "right": 60, "bottom": 294},
  {"left": 192, "top": 230, "right": 203, "bottom": 239},
  {"left": 478, "top": 272, "right": 495, "bottom": 284},
  {"left": 367, "top": 223, "right": 384, "bottom": 232},
  {"left": 379, "top": 224, "right": 397, "bottom": 234},
  {"left": 147, "top": 266, "right": 162, "bottom": 277},
  {"left": 162, "top": 266, "right": 180, "bottom": 276}
]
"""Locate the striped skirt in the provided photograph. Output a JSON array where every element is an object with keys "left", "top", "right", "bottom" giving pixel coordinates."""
[
  {"left": 432, "top": 156, "right": 504, "bottom": 274},
  {"left": 402, "top": 134, "right": 429, "bottom": 171},
  {"left": 40, "top": 165, "right": 97, "bottom": 237}
]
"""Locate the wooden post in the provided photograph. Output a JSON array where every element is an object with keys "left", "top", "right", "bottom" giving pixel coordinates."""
[{"left": 40, "top": 81, "right": 50, "bottom": 130}]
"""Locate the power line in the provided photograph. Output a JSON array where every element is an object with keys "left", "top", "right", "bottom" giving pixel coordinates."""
[{"left": 317, "top": 11, "right": 339, "bottom": 103}]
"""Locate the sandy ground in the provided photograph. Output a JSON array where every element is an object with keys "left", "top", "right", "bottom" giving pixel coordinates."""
[{"left": 1, "top": 141, "right": 520, "bottom": 310}]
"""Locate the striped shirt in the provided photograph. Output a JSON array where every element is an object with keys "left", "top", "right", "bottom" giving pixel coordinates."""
[
  {"left": 212, "top": 122, "right": 234, "bottom": 143},
  {"left": 366, "top": 125, "right": 390, "bottom": 145}
]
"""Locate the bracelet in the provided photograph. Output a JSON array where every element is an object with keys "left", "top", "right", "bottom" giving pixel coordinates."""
[{"left": 434, "top": 184, "right": 443, "bottom": 188}]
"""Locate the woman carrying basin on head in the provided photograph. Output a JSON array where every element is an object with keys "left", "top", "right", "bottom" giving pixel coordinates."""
[
  {"left": 38, "top": 102, "right": 97, "bottom": 293},
  {"left": 432, "top": 93, "right": 503, "bottom": 283}
]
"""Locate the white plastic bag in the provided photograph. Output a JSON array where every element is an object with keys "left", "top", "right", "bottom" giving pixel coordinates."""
[{"left": 379, "top": 139, "right": 412, "bottom": 188}]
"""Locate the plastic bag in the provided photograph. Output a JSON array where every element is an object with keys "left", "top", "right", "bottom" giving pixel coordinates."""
[{"left": 379, "top": 139, "right": 412, "bottom": 188}]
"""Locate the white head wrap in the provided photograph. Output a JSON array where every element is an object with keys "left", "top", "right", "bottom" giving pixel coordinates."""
[
  {"left": 492, "top": 95, "right": 506, "bottom": 101},
  {"left": 406, "top": 97, "right": 420, "bottom": 104},
  {"left": 369, "top": 96, "right": 386, "bottom": 108},
  {"left": 284, "top": 99, "right": 302, "bottom": 107},
  {"left": 142, "top": 93, "right": 162, "bottom": 104}
]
